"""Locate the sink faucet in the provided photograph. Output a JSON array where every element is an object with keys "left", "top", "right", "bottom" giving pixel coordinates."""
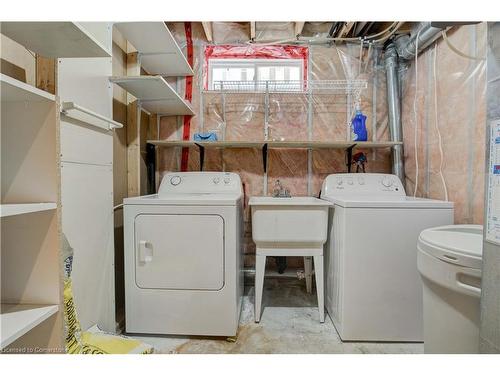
[{"left": 272, "top": 179, "right": 291, "bottom": 198}]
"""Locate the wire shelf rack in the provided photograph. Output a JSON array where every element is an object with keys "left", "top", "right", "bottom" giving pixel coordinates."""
[{"left": 207, "top": 80, "right": 367, "bottom": 95}]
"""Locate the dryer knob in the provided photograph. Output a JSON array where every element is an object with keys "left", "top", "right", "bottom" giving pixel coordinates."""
[
  {"left": 170, "top": 176, "right": 181, "bottom": 186},
  {"left": 381, "top": 176, "right": 393, "bottom": 188}
]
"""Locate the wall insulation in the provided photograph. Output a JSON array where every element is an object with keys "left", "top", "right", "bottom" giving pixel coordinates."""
[
  {"left": 158, "top": 22, "right": 393, "bottom": 268},
  {"left": 400, "top": 23, "right": 487, "bottom": 225}
]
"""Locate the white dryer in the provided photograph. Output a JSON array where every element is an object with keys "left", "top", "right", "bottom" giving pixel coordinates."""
[
  {"left": 123, "top": 172, "right": 244, "bottom": 336},
  {"left": 320, "top": 173, "right": 454, "bottom": 342}
]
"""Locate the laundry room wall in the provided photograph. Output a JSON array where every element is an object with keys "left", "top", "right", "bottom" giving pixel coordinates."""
[
  {"left": 157, "top": 22, "right": 393, "bottom": 269},
  {"left": 401, "top": 23, "right": 487, "bottom": 225}
]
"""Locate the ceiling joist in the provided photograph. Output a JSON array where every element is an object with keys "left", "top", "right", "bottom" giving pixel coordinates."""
[
  {"left": 295, "top": 22, "right": 305, "bottom": 37},
  {"left": 338, "top": 22, "right": 355, "bottom": 38},
  {"left": 202, "top": 22, "right": 213, "bottom": 42}
]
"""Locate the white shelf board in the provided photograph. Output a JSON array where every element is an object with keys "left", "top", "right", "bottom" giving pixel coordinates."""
[
  {"left": 114, "top": 22, "right": 193, "bottom": 76},
  {"left": 0, "top": 22, "right": 111, "bottom": 58},
  {"left": 109, "top": 76, "right": 194, "bottom": 116},
  {"left": 0, "top": 73, "right": 55, "bottom": 103},
  {"left": 0, "top": 203, "right": 57, "bottom": 218},
  {"left": 0, "top": 304, "right": 59, "bottom": 349}
]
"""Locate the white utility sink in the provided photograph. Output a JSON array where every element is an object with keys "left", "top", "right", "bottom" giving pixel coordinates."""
[
  {"left": 249, "top": 196, "right": 331, "bottom": 248},
  {"left": 249, "top": 196, "right": 331, "bottom": 323}
]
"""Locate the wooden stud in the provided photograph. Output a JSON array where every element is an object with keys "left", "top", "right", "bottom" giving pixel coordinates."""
[
  {"left": 338, "top": 22, "right": 355, "bottom": 38},
  {"left": 35, "top": 55, "right": 56, "bottom": 94},
  {"left": 202, "top": 22, "right": 213, "bottom": 42},
  {"left": 250, "top": 22, "right": 256, "bottom": 40},
  {"left": 295, "top": 22, "right": 305, "bottom": 37},
  {"left": 126, "top": 100, "right": 140, "bottom": 197},
  {"left": 1, "top": 58, "right": 27, "bottom": 83}
]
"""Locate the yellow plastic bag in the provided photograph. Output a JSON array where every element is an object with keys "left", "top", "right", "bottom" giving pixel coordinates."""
[{"left": 62, "top": 234, "right": 153, "bottom": 354}]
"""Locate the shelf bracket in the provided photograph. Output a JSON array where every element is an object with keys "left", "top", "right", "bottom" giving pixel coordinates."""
[
  {"left": 345, "top": 144, "right": 356, "bottom": 173},
  {"left": 195, "top": 143, "right": 205, "bottom": 171},
  {"left": 262, "top": 143, "right": 268, "bottom": 173}
]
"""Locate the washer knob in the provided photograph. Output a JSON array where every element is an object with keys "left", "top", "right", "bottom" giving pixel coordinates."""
[
  {"left": 213, "top": 177, "right": 221, "bottom": 184},
  {"left": 224, "top": 177, "right": 231, "bottom": 184},
  {"left": 336, "top": 178, "right": 343, "bottom": 186},
  {"left": 381, "top": 176, "right": 393, "bottom": 188},
  {"left": 170, "top": 176, "right": 181, "bottom": 186}
]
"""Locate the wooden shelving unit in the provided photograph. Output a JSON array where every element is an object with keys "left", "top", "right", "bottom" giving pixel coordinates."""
[
  {"left": 0, "top": 22, "right": 111, "bottom": 58},
  {"left": 148, "top": 139, "right": 401, "bottom": 172},
  {"left": 148, "top": 140, "right": 401, "bottom": 149},
  {"left": 1, "top": 73, "right": 63, "bottom": 352},
  {"left": 114, "top": 22, "right": 194, "bottom": 76},
  {"left": 110, "top": 76, "right": 195, "bottom": 115},
  {"left": 0, "top": 203, "right": 57, "bottom": 218},
  {"left": 0, "top": 304, "right": 59, "bottom": 349}
]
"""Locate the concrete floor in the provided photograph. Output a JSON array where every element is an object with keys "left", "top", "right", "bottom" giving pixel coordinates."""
[{"left": 128, "top": 278, "right": 423, "bottom": 354}]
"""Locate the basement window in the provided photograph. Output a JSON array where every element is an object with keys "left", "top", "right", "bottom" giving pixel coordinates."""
[{"left": 204, "top": 45, "right": 308, "bottom": 92}]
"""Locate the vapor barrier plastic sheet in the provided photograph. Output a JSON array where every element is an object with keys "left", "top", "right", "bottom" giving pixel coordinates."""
[
  {"left": 203, "top": 44, "right": 309, "bottom": 89},
  {"left": 401, "top": 23, "right": 487, "bottom": 225},
  {"left": 160, "top": 22, "right": 395, "bottom": 268}
]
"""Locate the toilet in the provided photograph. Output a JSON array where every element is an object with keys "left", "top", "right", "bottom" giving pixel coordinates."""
[{"left": 417, "top": 225, "right": 483, "bottom": 353}]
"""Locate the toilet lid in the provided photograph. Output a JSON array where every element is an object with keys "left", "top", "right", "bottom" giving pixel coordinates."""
[{"left": 418, "top": 225, "right": 483, "bottom": 269}]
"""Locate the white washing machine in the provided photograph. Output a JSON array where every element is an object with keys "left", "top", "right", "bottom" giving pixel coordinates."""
[
  {"left": 320, "top": 173, "right": 454, "bottom": 342},
  {"left": 123, "top": 172, "right": 244, "bottom": 336}
]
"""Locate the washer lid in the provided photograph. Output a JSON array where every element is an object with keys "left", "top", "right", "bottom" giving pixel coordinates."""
[
  {"left": 323, "top": 195, "right": 454, "bottom": 209},
  {"left": 418, "top": 225, "right": 483, "bottom": 268}
]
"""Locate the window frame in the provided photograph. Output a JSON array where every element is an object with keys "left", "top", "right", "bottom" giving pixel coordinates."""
[
  {"left": 207, "top": 58, "right": 304, "bottom": 91},
  {"left": 204, "top": 45, "right": 309, "bottom": 92}
]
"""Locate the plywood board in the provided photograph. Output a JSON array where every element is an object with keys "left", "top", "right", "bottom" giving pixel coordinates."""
[
  {"left": 110, "top": 76, "right": 194, "bottom": 115},
  {"left": 61, "top": 162, "right": 115, "bottom": 332},
  {"left": 0, "top": 22, "right": 111, "bottom": 58},
  {"left": 0, "top": 304, "right": 58, "bottom": 349},
  {"left": 114, "top": 22, "right": 193, "bottom": 76}
]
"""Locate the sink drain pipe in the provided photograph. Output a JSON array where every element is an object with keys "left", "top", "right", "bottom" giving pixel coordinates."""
[{"left": 384, "top": 22, "right": 444, "bottom": 182}]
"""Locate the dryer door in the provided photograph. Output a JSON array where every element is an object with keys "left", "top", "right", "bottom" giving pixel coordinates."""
[{"left": 134, "top": 214, "right": 224, "bottom": 290}]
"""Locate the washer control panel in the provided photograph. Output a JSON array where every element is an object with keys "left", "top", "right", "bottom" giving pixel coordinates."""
[
  {"left": 322, "top": 173, "right": 406, "bottom": 197},
  {"left": 159, "top": 172, "right": 242, "bottom": 196}
]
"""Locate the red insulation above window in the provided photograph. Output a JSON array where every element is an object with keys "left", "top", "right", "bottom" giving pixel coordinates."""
[{"left": 204, "top": 44, "right": 309, "bottom": 89}]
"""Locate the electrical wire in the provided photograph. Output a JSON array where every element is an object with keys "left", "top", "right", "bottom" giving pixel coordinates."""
[
  {"left": 432, "top": 43, "right": 449, "bottom": 201},
  {"left": 413, "top": 29, "right": 421, "bottom": 197},
  {"left": 248, "top": 22, "right": 401, "bottom": 46},
  {"left": 441, "top": 30, "right": 486, "bottom": 61},
  {"left": 358, "top": 40, "right": 364, "bottom": 77},
  {"left": 372, "top": 22, "right": 405, "bottom": 44},
  {"left": 363, "top": 42, "right": 373, "bottom": 74}
]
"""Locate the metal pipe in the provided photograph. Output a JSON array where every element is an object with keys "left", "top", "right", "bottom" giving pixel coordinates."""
[
  {"left": 395, "top": 22, "right": 444, "bottom": 61},
  {"left": 383, "top": 22, "right": 445, "bottom": 181},
  {"left": 384, "top": 43, "right": 405, "bottom": 181}
]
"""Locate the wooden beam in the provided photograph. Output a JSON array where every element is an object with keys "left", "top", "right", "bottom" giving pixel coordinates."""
[
  {"left": 1, "top": 58, "right": 27, "bottom": 83},
  {"left": 126, "top": 48, "right": 141, "bottom": 197},
  {"left": 295, "top": 22, "right": 305, "bottom": 37},
  {"left": 250, "top": 22, "right": 256, "bottom": 40},
  {"left": 35, "top": 55, "right": 56, "bottom": 94},
  {"left": 202, "top": 22, "right": 213, "bottom": 42},
  {"left": 338, "top": 22, "right": 355, "bottom": 38}
]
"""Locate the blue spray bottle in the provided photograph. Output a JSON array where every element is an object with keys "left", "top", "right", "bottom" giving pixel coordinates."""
[{"left": 351, "top": 106, "right": 368, "bottom": 141}]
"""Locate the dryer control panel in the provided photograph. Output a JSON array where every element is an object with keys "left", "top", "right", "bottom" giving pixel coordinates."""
[
  {"left": 321, "top": 173, "right": 406, "bottom": 197},
  {"left": 158, "top": 172, "right": 242, "bottom": 196}
]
